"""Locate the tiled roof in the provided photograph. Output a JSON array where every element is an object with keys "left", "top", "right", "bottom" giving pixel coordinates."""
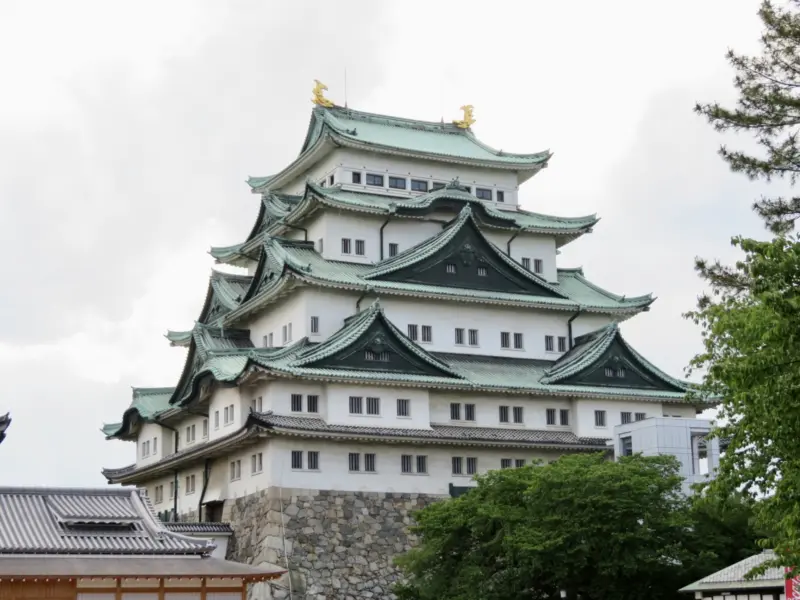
[
  {"left": 0, "top": 412, "right": 9, "bottom": 445},
  {"left": 680, "top": 551, "right": 784, "bottom": 592},
  {"left": 162, "top": 522, "right": 233, "bottom": 535},
  {"left": 0, "top": 487, "right": 213, "bottom": 555},
  {"left": 102, "top": 388, "right": 174, "bottom": 438}
]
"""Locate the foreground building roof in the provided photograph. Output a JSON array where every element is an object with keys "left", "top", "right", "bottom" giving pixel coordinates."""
[
  {"left": 0, "top": 413, "right": 9, "bottom": 445},
  {"left": 679, "top": 550, "right": 783, "bottom": 594}
]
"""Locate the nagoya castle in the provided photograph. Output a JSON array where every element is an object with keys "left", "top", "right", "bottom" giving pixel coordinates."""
[{"left": 102, "top": 82, "right": 715, "bottom": 599}]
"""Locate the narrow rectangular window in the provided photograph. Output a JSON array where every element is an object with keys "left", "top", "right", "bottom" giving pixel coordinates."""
[
  {"left": 545, "top": 335, "right": 554, "bottom": 352},
  {"left": 499, "top": 406, "right": 509, "bottom": 423},
  {"left": 513, "top": 406, "right": 524, "bottom": 424},
  {"left": 635, "top": 412, "right": 646, "bottom": 421},
  {"left": 560, "top": 409, "right": 570, "bottom": 426},
  {"left": 450, "top": 403, "right": 461, "bottom": 420},
  {"left": 477, "top": 266, "right": 488, "bottom": 277},
  {"left": 328, "top": 174, "right": 334, "bottom": 185},
  {"left": 308, "top": 451, "right": 319, "bottom": 470},
  {"left": 282, "top": 325, "right": 288, "bottom": 344},
  {"left": 397, "top": 398, "right": 410, "bottom": 417},
  {"left": 351, "top": 171, "right": 362, "bottom": 184},
  {"left": 500, "top": 458, "right": 512, "bottom": 469},
  {"left": 388, "top": 242, "right": 399, "bottom": 257},
  {"left": 546, "top": 408, "right": 556, "bottom": 425},
  {"left": 605, "top": 367, "right": 615, "bottom": 377},
  {"left": 251, "top": 452, "right": 263, "bottom": 474},
  {"left": 291, "top": 450, "right": 303, "bottom": 469},
  {"left": 366, "top": 173, "right": 384, "bottom": 186},
  {"left": 501, "top": 332, "right": 510, "bottom": 348},
  {"left": 411, "top": 179, "right": 428, "bottom": 192},
  {"left": 291, "top": 394, "right": 303, "bottom": 412},
  {"left": 310, "top": 316, "right": 319, "bottom": 334},
  {"left": 341, "top": 238, "right": 352, "bottom": 254},
  {"left": 464, "top": 403, "right": 476, "bottom": 421},
  {"left": 349, "top": 396, "right": 363, "bottom": 414},
  {"left": 365, "top": 453, "right": 376, "bottom": 472},
  {"left": 595, "top": 410, "right": 607, "bottom": 427},
  {"left": 348, "top": 452, "right": 361, "bottom": 472},
  {"left": 496, "top": 190, "right": 505, "bottom": 203},
  {"left": 389, "top": 176, "right": 407, "bottom": 189},
  {"left": 214, "top": 410, "right": 219, "bottom": 429},
  {"left": 287, "top": 323, "right": 292, "bottom": 342},
  {"left": 466, "top": 457, "right": 478, "bottom": 474},
  {"left": 468, "top": 329, "right": 479, "bottom": 346},
  {"left": 455, "top": 328, "right": 465, "bottom": 345},
  {"left": 153, "top": 437, "right": 158, "bottom": 454},
  {"left": 407, "top": 324, "right": 418, "bottom": 341},
  {"left": 446, "top": 263, "right": 458, "bottom": 275},
  {"left": 251, "top": 397, "right": 262, "bottom": 413},
  {"left": 230, "top": 460, "right": 239, "bottom": 481},
  {"left": 515, "top": 459, "right": 526, "bottom": 468},
  {"left": 533, "top": 259, "right": 543, "bottom": 274},
  {"left": 621, "top": 436, "right": 633, "bottom": 457},
  {"left": 522, "top": 257, "right": 531, "bottom": 270},
  {"left": 476, "top": 188, "right": 492, "bottom": 200},
  {"left": 452, "top": 457, "right": 463, "bottom": 475},
  {"left": 421, "top": 325, "right": 432, "bottom": 343},
  {"left": 621, "top": 411, "right": 632, "bottom": 424},
  {"left": 513, "top": 333, "right": 524, "bottom": 349},
  {"left": 366, "top": 397, "right": 380, "bottom": 415},
  {"left": 558, "top": 336, "right": 567, "bottom": 352},
  {"left": 262, "top": 334, "right": 269, "bottom": 348},
  {"left": 307, "top": 395, "right": 319, "bottom": 413},
  {"left": 416, "top": 455, "right": 428, "bottom": 474},
  {"left": 355, "top": 239, "right": 365, "bottom": 255},
  {"left": 266, "top": 332, "right": 273, "bottom": 348},
  {"left": 317, "top": 238, "right": 323, "bottom": 254},
  {"left": 401, "top": 454, "right": 413, "bottom": 473},
  {"left": 169, "top": 481, "right": 175, "bottom": 499}
]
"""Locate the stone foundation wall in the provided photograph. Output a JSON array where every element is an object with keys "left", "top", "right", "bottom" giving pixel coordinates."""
[{"left": 225, "top": 487, "right": 445, "bottom": 600}]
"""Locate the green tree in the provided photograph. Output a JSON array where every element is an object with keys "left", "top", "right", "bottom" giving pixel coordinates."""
[
  {"left": 695, "top": 0, "right": 800, "bottom": 235},
  {"left": 394, "top": 454, "right": 757, "bottom": 600}
]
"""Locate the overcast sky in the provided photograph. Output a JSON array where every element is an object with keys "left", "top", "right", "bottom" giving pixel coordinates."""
[{"left": 0, "top": 0, "right": 778, "bottom": 486}]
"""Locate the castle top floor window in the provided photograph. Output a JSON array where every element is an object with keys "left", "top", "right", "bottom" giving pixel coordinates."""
[
  {"left": 389, "top": 176, "right": 407, "bottom": 190},
  {"left": 366, "top": 173, "right": 384, "bottom": 187}
]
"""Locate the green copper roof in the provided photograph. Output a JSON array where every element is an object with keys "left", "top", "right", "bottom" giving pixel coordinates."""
[
  {"left": 102, "top": 387, "right": 175, "bottom": 440},
  {"left": 246, "top": 175, "right": 274, "bottom": 189}
]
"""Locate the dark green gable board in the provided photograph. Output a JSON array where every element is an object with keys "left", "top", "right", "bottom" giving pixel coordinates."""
[
  {"left": 307, "top": 317, "right": 459, "bottom": 377},
  {"left": 559, "top": 337, "right": 685, "bottom": 393},
  {"left": 375, "top": 217, "right": 563, "bottom": 297},
  {"left": 395, "top": 197, "right": 517, "bottom": 229}
]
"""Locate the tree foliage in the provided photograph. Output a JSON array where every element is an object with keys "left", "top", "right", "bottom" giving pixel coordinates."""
[
  {"left": 394, "top": 454, "right": 759, "bottom": 600},
  {"left": 695, "top": 0, "right": 800, "bottom": 235}
]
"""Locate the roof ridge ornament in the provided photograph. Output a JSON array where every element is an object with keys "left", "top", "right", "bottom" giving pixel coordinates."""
[
  {"left": 311, "top": 80, "right": 334, "bottom": 108},
  {"left": 453, "top": 105, "right": 476, "bottom": 129}
]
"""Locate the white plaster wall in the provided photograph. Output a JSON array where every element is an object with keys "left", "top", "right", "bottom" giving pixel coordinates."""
[
  {"left": 173, "top": 413, "right": 210, "bottom": 452},
  {"left": 661, "top": 403, "right": 696, "bottom": 418},
  {"left": 484, "top": 231, "right": 558, "bottom": 282},
  {"left": 224, "top": 442, "right": 272, "bottom": 499},
  {"left": 280, "top": 148, "right": 521, "bottom": 208},
  {"left": 141, "top": 474, "right": 175, "bottom": 513},
  {"left": 325, "top": 383, "right": 431, "bottom": 429},
  {"left": 573, "top": 398, "right": 662, "bottom": 439},
  {"left": 240, "top": 379, "right": 327, "bottom": 419},
  {"left": 303, "top": 288, "right": 359, "bottom": 341},
  {"left": 246, "top": 289, "right": 310, "bottom": 347},
  {"left": 571, "top": 313, "right": 616, "bottom": 338},
  {"left": 208, "top": 386, "right": 245, "bottom": 441},
  {"left": 136, "top": 422, "right": 170, "bottom": 467},
  {"left": 430, "top": 392, "right": 573, "bottom": 431},
  {"left": 322, "top": 211, "right": 382, "bottom": 265},
  {"left": 382, "top": 219, "right": 444, "bottom": 259}
]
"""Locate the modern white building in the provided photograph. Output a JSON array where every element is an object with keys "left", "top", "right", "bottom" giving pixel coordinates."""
[{"left": 101, "top": 88, "right": 711, "bottom": 520}]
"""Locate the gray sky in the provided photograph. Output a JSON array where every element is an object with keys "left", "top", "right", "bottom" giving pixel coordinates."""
[{"left": 0, "top": 0, "right": 777, "bottom": 485}]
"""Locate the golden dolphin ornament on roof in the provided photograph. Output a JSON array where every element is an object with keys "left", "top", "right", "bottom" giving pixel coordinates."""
[
  {"left": 453, "top": 105, "right": 476, "bottom": 129},
  {"left": 312, "top": 80, "right": 334, "bottom": 108}
]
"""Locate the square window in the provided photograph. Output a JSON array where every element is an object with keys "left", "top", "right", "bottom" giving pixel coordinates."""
[
  {"left": 604, "top": 367, "right": 615, "bottom": 377},
  {"left": 411, "top": 179, "right": 428, "bottom": 192},
  {"left": 595, "top": 410, "right": 607, "bottom": 427},
  {"left": 401, "top": 454, "right": 413, "bottom": 473},
  {"left": 307, "top": 395, "right": 319, "bottom": 413},
  {"left": 452, "top": 457, "right": 463, "bottom": 475},
  {"left": 546, "top": 408, "right": 556, "bottom": 425},
  {"left": 366, "top": 396, "right": 380, "bottom": 415},
  {"left": 446, "top": 263, "right": 457, "bottom": 274},
  {"left": 308, "top": 451, "right": 320, "bottom": 470},
  {"left": 389, "top": 243, "right": 399, "bottom": 257},
  {"left": 341, "top": 238, "right": 352, "bottom": 254},
  {"left": 365, "top": 453, "right": 376, "bottom": 472},
  {"left": 365, "top": 349, "right": 389, "bottom": 361},
  {"left": 366, "top": 173, "right": 384, "bottom": 187},
  {"left": 450, "top": 403, "right": 461, "bottom": 420},
  {"left": 513, "top": 333, "right": 524, "bottom": 349},
  {"left": 558, "top": 336, "right": 567, "bottom": 352},
  {"left": 515, "top": 459, "right": 526, "bottom": 468},
  {"left": 464, "top": 403, "right": 476, "bottom": 421},
  {"left": 291, "top": 394, "right": 303, "bottom": 412},
  {"left": 497, "top": 191, "right": 505, "bottom": 203},
  {"left": 407, "top": 324, "right": 419, "bottom": 341},
  {"left": 389, "top": 176, "right": 407, "bottom": 189},
  {"left": 513, "top": 406, "right": 524, "bottom": 423},
  {"left": 560, "top": 409, "right": 570, "bottom": 426},
  {"left": 501, "top": 332, "right": 510, "bottom": 348},
  {"left": 397, "top": 398, "right": 410, "bottom": 417},
  {"left": 466, "top": 457, "right": 478, "bottom": 474},
  {"left": 348, "top": 452, "right": 361, "bottom": 472},
  {"left": 617, "top": 368, "right": 627, "bottom": 378},
  {"left": 521, "top": 257, "right": 531, "bottom": 270},
  {"left": 477, "top": 266, "right": 487, "bottom": 277},
  {"left": 476, "top": 188, "right": 492, "bottom": 200},
  {"left": 310, "top": 316, "right": 319, "bottom": 334},
  {"left": 455, "top": 328, "right": 465, "bottom": 345},
  {"left": 499, "top": 406, "right": 509, "bottom": 423},
  {"left": 635, "top": 412, "right": 646, "bottom": 421},
  {"left": 533, "top": 259, "right": 543, "bottom": 274},
  {"left": 351, "top": 172, "right": 362, "bottom": 184},
  {"left": 421, "top": 325, "right": 432, "bottom": 343},
  {"left": 545, "top": 335, "right": 554, "bottom": 352},
  {"left": 621, "top": 411, "right": 632, "bottom": 424},
  {"left": 500, "top": 458, "right": 512, "bottom": 469},
  {"left": 416, "top": 455, "right": 428, "bottom": 474},
  {"left": 468, "top": 329, "right": 479, "bottom": 346},
  {"left": 349, "top": 396, "right": 363, "bottom": 414},
  {"left": 291, "top": 450, "right": 308, "bottom": 472},
  {"left": 355, "top": 239, "right": 365, "bottom": 255}
]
